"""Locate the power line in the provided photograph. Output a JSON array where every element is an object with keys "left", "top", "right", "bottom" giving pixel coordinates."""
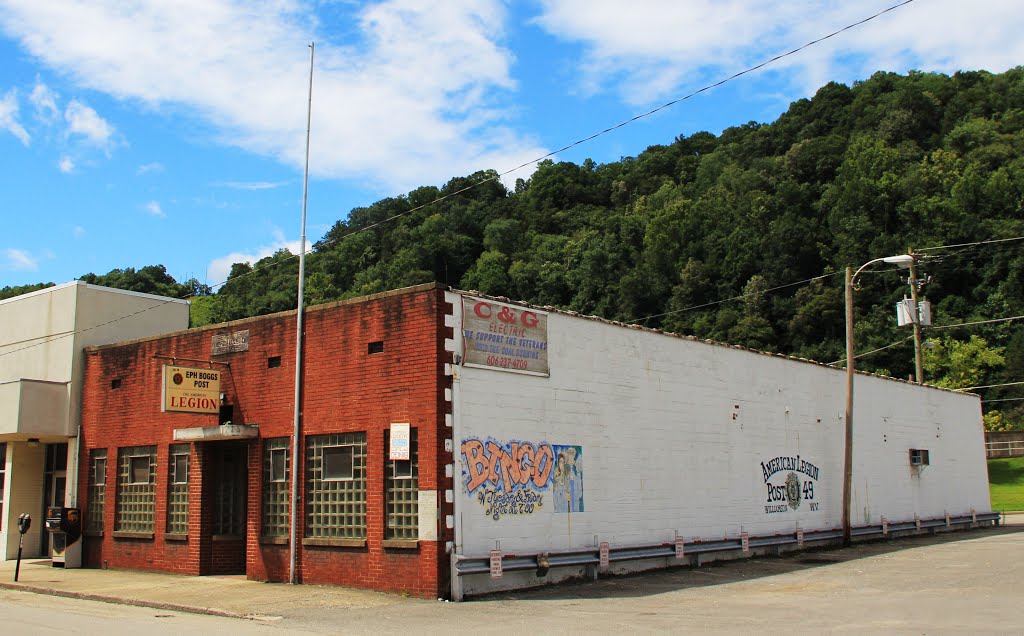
[
  {"left": 0, "top": 0, "right": 920, "bottom": 360},
  {"left": 300, "top": 0, "right": 921, "bottom": 262},
  {"left": 982, "top": 397, "right": 1024, "bottom": 404},
  {"left": 830, "top": 336, "right": 913, "bottom": 367},
  {"left": 629, "top": 272, "right": 840, "bottom": 324},
  {"left": 957, "top": 381, "right": 1024, "bottom": 392},
  {"left": 928, "top": 315, "right": 1024, "bottom": 331},
  {"left": 917, "top": 235, "right": 1024, "bottom": 253}
]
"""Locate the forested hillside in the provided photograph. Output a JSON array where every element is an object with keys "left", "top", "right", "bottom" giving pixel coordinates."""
[{"left": 6, "top": 68, "right": 1024, "bottom": 428}]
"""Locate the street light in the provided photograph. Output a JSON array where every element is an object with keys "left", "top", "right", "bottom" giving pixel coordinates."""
[{"left": 842, "top": 253, "right": 913, "bottom": 545}]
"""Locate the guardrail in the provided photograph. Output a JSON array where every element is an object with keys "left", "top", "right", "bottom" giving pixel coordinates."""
[{"left": 455, "top": 512, "right": 1000, "bottom": 578}]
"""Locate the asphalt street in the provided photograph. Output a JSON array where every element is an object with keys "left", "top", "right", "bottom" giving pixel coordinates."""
[{"left": 2, "top": 521, "right": 1022, "bottom": 634}]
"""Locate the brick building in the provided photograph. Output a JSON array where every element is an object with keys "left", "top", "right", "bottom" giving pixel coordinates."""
[
  {"left": 78, "top": 283, "right": 994, "bottom": 600},
  {"left": 79, "top": 284, "right": 452, "bottom": 597}
]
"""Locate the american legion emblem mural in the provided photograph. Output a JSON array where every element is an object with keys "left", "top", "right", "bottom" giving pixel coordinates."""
[{"left": 761, "top": 453, "right": 822, "bottom": 514}]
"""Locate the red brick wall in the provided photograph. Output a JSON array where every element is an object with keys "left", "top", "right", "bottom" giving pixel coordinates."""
[{"left": 78, "top": 284, "right": 451, "bottom": 597}]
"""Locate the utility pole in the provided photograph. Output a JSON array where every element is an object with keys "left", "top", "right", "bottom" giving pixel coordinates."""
[
  {"left": 842, "top": 267, "right": 855, "bottom": 546},
  {"left": 907, "top": 248, "right": 924, "bottom": 384}
]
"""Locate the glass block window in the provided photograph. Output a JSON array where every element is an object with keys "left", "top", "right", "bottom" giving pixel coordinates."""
[
  {"left": 262, "top": 438, "right": 290, "bottom": 537},
  {"left": 305, "top": 433, "right": 366, "bottom": 539},
  {"left": 86, "top": 449, "right": 106, "bottom": 533},
  {"left": 116, "top": 446, "right": 156, "bottom": 533},
  {"left": 386, "top": 428, "right": 419, "bottom": 540},
  {"left": 166, "top": 444, "right": 190, "bottom": 534}
]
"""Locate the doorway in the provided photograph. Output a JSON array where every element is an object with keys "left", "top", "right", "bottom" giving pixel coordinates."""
[
  {"left": 42, "top": 443, "right": 68, "bottom": 555},
  {"left": 206, "top": 442, "right": 248, "bottom": 574}
]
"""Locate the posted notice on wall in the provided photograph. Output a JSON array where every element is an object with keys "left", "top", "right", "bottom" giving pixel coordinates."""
[
  {"left": 390, "top": 423, "right": 410, "bottom": 460},
  {"left": 462, "top": 297, "right": 549, "bottom": 376}
]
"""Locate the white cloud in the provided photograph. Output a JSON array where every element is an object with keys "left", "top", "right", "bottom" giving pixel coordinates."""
[
  {"left": 144, "top": 200, "right": 165, "bottom": 217},
  {"left": 72, "top": 225, "right": 86, "bottom": 238},
  {"left": 64, "top": 99, "right": 114, "bottom": 149},
  {"left": 136, "top": 162, "right": 164, "bottom": 175},
  {"left": 3, "top": 247, "right": 38, "bottom": 271},
  {"left": 0, "top": 88, "right": 31, "bottom": 145},
  {"left": 58, "top": 155, "right": 74, "bottom": 173},
  {"left": 534, "top": 0, "right": 1024, "bottom": 103},
  {"left": 29, "top": 79, "right": 59, "bottom": 121},
  {"left": 0, "top": 0, "right": 547, "bottom": 192},
  {"left": 219, "top": 180, "right": 289, "bottom": 190},
  {"left": 207, "top": 228, "right": 302, "bottom": 286}
]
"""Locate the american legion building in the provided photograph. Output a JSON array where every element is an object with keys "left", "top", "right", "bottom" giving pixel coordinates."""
[{"left": 12, "top": 282, "right": 993, "bottom": 599}]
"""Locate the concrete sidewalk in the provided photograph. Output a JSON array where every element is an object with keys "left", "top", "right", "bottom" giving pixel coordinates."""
[{"left": 0, "top": 559, "right": 419, "bottom": 620}]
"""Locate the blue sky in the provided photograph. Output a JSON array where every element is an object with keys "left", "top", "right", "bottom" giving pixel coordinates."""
[{"left": 1, "top": 0, "right": 1022, "bottom": 290}]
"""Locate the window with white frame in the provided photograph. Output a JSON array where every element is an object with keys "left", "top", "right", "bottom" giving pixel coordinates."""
[
  {"left": 86, "top": 449, "right": 106, "bottom": 533},
  {"left": 166, "top": 444, "right": 190, "bottom": 534},
  {"left": 305, "top": 433, "right": 366, "bottom": 539},
  {"left": 116, "top": 446, "right": 156, "bottom": 533},
  {"left": 262, "top": 438, "right": 290, "bottom": 537}
]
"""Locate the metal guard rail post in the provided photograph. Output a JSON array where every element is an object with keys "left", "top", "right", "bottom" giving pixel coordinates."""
[{"left": 455, "top": 512, "right": 1000, "bottom": 576}]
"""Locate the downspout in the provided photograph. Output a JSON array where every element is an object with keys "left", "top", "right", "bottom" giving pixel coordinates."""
[{"left": 449, "top": 292, "right": 465, "bottom": 601}]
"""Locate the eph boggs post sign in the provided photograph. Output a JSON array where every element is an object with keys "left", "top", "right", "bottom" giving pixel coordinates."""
[
  {"left": 162, "top": 365, "right": 221, "bottom": 414},
  {"left": 462, "top": 297, "right": 549, "bottom": 376}
]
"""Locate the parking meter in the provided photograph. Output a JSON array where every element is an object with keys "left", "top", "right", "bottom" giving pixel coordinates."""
[{"left": 14, "top": 513, "right": 31, "bottom": 582}]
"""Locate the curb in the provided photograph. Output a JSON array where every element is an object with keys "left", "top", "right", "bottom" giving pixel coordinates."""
[{"left": 0, "top": 582, "right": 260, "bottom": 620}]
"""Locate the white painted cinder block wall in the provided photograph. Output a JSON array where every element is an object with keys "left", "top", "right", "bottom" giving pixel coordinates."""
[{"left": 447, "top": 292, "right": 991, "bottom": 568}]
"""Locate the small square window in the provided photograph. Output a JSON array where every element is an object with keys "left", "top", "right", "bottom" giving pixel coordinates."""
[
  {"left": 111, "top": 379, "right": 122, "bottom": 389},
  {"left": 172, "top": 453, "right": 189, "bottom": 484},
  {"left": 910, "top": 448, "right": 930, "bottom": 466},
  {"left": 392, "top": 459, "right": 413, "bottom": 479},
  {"left": 323, "top": 445, "right": 354, "bottom": 480},
  {"left": 269, "top": 447, "right": 288, "bottom": 482},
  {"left": 268, "top": 356, "right": 282, "bottom": 368},
  {"left": 129, "top": 456, "right": 151, "bottom": 484},
  {"left": 368, "top": 341, "right": 384, "bottom": 354}
]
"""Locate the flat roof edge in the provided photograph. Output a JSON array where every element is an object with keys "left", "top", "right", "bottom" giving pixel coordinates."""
[
  {"left": 448, "top": 288, "right": 978, "bottom": 398},
  {"left": 86, "top": 282, "right": 443, "bottom": 353},
  {"left": 0, "top": 280, "right": 191, "bottom": 307}
]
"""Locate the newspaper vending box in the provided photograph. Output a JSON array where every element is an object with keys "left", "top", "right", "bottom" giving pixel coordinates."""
[{"left": 45, "top": 506, "right": 82, "bottom": 568}]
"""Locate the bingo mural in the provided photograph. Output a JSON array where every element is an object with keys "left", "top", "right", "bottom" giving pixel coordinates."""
[
  {"left": 760, "top": 454, "right": 822, "bottom": 514},
  {"left": 462, "top": 438, "right": 584, "bottom": 520}
]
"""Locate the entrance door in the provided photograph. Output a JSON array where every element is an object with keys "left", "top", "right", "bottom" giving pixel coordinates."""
[
  {"left": 42, "top": 443, "right": 68, "bottom": 555},
  {"left": 207, "top": 443, "right": 248, "bottom": 574}
]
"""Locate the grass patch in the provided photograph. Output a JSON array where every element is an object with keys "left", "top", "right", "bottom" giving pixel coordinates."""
[{"left": 988, "top": 457, "right": 1024, "bottom": 511}]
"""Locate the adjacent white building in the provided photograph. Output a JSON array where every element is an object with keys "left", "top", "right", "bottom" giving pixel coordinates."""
[
  {"left": 445, "top": 292, "right": 992, "bottom": 598},
  {"left": 0, "top": 282, "right": 189, "bottom": 561}
]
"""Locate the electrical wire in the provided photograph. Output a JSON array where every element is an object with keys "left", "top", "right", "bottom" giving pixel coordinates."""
[
  {"left": 0, "top": 0, "right": 924, "bottom": 360},
  {"left": 628, "top": 272, "right": 840, "bottom": 324},
  {"left": 957, "top": 381, "right": 1024, "bottom": 392},
  {"left": 927, "top": 315, "right": 1024, "bottom": 331},
  {"left": 916, "top": 236, "right": 1024, "bottom": 253},
  {"left": 829, "top": 336, "right": 914, "bottom": 367},
  {"left": 982, "top": 397, "right": 1024, "bottom": 404}
]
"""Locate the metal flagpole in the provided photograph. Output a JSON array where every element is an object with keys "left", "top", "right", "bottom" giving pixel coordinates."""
[{"left": 290, "top": 41, "right": 314, "bottom": 586}]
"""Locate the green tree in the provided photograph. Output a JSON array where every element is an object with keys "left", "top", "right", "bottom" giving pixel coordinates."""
[{"left": 922, "top": 335, "right": 1005, "bottom": 390}]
